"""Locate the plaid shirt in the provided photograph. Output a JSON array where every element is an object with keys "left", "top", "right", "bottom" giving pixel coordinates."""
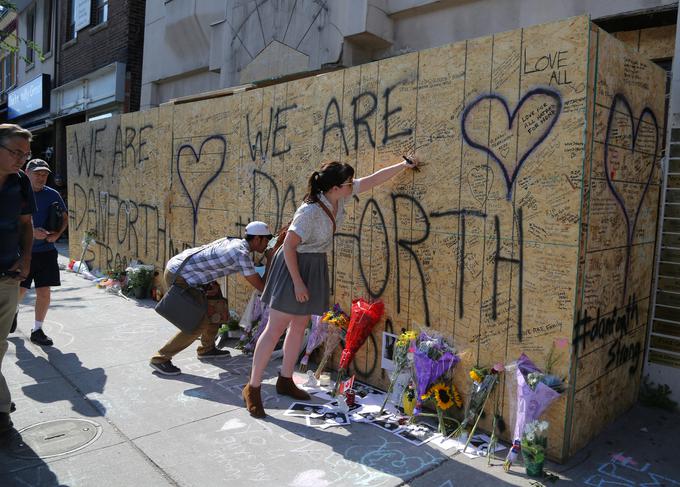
[{"left": 166, "top": 238, "right": 257, "bottom": 286}]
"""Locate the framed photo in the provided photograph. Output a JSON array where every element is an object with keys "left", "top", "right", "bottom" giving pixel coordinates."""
[
  {"left": 370, "top": 414, "right": 405, "bottom": 433},
  {"left": 395, "top": 423, "right": 441, "bottom": 446},
  {"left": 381, "top": 332, "right": 398, "bottom": 371},
  {"left": 284, "top": 402, "right": 328, "bottom": 417},
  {"left": 305, "top": 412, "right": 350, "bottom": 429}
]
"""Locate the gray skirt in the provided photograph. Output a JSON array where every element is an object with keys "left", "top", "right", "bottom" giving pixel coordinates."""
[{"left": 261, "top": 249, "right": 329, "bottom": 316}]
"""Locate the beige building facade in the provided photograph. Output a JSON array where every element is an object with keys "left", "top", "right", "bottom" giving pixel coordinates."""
[{"left": 141, "top": 0, "right": 678, "bottom": 108}]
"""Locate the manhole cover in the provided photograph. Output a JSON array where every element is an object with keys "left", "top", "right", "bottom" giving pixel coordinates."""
[{"left": 9, "top": 418, "right": 102, "bottom": 459}]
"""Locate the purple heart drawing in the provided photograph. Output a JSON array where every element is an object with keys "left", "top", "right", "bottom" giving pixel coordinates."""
[
  {"left": 603, "top": 94, "right": 659, "bottom": 304},
  {"left": 461, "top": 87, "right": 562, "bottom": 200},
  {"left": 176, "top": 135, "right": 227, "bottom": 245}
]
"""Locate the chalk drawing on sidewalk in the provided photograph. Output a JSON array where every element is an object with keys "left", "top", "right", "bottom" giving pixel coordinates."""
[
  {"left": 290, "top": 469, "right": 331, "bottom": 487},
  {"left": 584, "top": 456, "right": 680, "bottom": 486}
]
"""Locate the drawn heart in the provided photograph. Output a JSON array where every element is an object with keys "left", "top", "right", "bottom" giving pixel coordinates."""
[
  {"left": 176, "top": 135, "right": 227, "bottom": 245},
  {"left": 461, "top": 87, "right": 562, "bottom": 200},
  {"left": 603, "top": 93, "right": 659, "bottom": 303}
]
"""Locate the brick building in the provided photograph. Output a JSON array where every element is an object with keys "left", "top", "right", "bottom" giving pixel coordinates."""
[{"left": 52, "top": 0, "right": 145, "bottom": 184}]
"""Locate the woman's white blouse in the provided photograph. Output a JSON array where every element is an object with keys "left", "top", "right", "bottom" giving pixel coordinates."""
[{"left": 288, "top": 179, "right": 361, "bottom": 253}]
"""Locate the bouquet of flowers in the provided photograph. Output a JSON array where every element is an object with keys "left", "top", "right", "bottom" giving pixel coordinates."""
[
  {"left": 235, "top": 293, "right": 270, "bottom": 353},
  {"left": 77, "top": 229, "right": 97, "bottom": 273},
  {"left": 521, "top": 420, "right": 549, "bottom": 477},
  {"left": 314, "top": 305, "right": 349, "bottom": 379},
  {"left": 298, "top": 315, "right": 326, "bottom": 371},
  {"left": 452, "top": 365, "right": 502, "bottom": 445},
  {"left": 412, "top": 332, "right": 459, "bottom": 415},
  {"left": 333, "top": 298, "right": 384, "bottom": 395},
  {"left": 504, "top": 353, "right": 562, "bottom": 471},
  {"left": 380, "top": 330, "right": 417, "bottom": 413}
]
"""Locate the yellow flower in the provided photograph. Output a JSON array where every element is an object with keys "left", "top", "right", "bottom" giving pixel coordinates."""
[
  {"left": 470, "top": 370, "right": 482, "bottom": 383},
  {"left": 431, "top": 383, "right": 454, "bottom": 410},
  {"left": 452, "top": 383, "right": 463, "bottom": 408},
  {"left": 396, "top": 330, "right": 417, "bottom": 347}
]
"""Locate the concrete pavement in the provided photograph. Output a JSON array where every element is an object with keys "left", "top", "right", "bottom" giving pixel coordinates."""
[{"left": 1, "top": 247, "right": 679, "bottom": 486}]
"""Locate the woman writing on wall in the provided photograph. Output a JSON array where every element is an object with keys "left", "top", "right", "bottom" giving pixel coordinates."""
[{"left": 243, "top": 155, "right": 421, "bottom": 418}]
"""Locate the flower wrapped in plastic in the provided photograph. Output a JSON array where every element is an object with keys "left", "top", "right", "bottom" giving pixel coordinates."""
[
  {"left": 299, "top": 315, "right": 327, "bottom": 372},
  {"left": 313, "top": 305, "right": 349, "bottom": 379},
  {"left": 235, "top": 293, "right": 270, "bottom": 353},
  {"left": 452, "top": 366, "right": 500, "bottom": 441},
  {"left": 379, "top": 330, "right": 417, "bottom": 413},
  {"left": 412, "top": 332, "right": 460, "bottom": 415},
  {"left": 503, "top": 353, "right": 562, "bottom": 471},
  {"left": 333, "top": 298, "right": 384, "bottom": 395}
]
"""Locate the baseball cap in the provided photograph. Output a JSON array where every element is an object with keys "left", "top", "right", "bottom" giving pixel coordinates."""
[
  {"left": 26, "top": 159, "right": 51, "bottom": 173},
  {"left": 245, "top": 221, "right": 273, "bottom": 238}
]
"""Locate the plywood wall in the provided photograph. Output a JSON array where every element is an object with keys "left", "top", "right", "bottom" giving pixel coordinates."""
[
  {"left": 67, "top": 15, "right": 664, "bottom": 461},
  {"left": 569, "top": 25, "right": 666, "bottom": 456}
]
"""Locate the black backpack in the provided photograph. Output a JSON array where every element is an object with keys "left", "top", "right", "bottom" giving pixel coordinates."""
[{"left": 45, "top": 202, "right": 64, "bottom": 232}]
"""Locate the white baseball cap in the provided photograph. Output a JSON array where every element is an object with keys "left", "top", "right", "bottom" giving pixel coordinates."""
[{"left": 245, "top": 221, "right": 273, "bottom": 238}]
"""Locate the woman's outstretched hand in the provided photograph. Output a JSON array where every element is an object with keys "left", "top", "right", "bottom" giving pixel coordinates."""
[
  {"left": 294, "top": 280, "right": 310, "bottom": 303},
  {"left": 403, "top": 153, "right": 421, "bottom": 172}
]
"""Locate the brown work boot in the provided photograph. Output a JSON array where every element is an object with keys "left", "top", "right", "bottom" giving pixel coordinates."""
[
  {"left": 242, "top": 383, "right": 266, "bottom": 419},
  {"left": 276, "top": 374, "right": 311, "bottom": 400}
]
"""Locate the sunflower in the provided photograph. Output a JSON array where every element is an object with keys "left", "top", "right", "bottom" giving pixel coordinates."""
[
  {"left": 452, "top": 383, "right": 463, "bottom": 408},
  {"left": 431, "top": 383, "right": 454, "bottom": 410}
]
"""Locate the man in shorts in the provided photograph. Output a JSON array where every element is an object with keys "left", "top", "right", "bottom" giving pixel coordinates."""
[{"left": 17, "top": 159, "right": 68, "bottom": 347}]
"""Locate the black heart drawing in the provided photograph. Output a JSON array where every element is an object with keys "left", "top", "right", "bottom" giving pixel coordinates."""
[
  {"left": 603, "top": 94, "right": 659, "bottom": 304},
  {"left": 461, "top": 87, "right": 562, "bottom": 200},
  {"left": 176, "top": 135, "right": 227, "bottom": 245}
]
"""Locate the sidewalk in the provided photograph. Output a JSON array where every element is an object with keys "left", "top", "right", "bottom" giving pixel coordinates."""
[{"left": 1, "top": 248, "right": 679, "bottom": 486}]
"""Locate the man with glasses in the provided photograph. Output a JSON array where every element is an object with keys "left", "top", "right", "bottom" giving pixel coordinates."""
[
  {"left": 16, "top": 159, "right": 68, "bottom": 347},
  {"left": 149, "top": 221, "right": 272, "bottom": 375},
  {"left": 0, "top": 123, "right": 35, "bottom": 434}
]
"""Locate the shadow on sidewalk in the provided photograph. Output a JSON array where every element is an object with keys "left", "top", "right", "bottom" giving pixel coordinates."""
[
  {"left": 0, "top": 428, "right": 64, "bottom": 486},
  {"left": 10, "top": 337, "right": 107, "bottom": 417}
]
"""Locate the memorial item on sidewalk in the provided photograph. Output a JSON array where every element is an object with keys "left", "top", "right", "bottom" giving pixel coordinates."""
[
  {"left": 412, "top": 332, "right": 459, "bottom": 415},
  {"left": 299, "top": 314, "right": 326, "bottom": 372},
  {"left": 452, "top": 364, "right": 502, "bottom": 453},
  {"left": 313, "top": 304, "right": 349, "bottom": 379},
  {"left": 504, "top": 353, "right": 563, "bottom": 471},
  {"left": 236, "top": 292, "right": 270, "bottom": 353},
  {"left": 380, "top": 330, "right": 417, "bottom": 414},
  {"left": 421, "top": 382, "right": 456, "bottom": 435},
  {"left": 333, "top": 298, "right": 385, "bottom": 395},
  {"left": 521, "top": 420, "right": 549, "bottom": 477}
]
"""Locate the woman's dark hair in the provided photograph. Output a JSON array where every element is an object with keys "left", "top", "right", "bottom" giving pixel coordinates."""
[{"left": 303, "top": 161, "right": 354, "bottom": 203}]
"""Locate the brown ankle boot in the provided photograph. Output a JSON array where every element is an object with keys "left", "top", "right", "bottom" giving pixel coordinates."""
[
  {"left": 276, "top": 374, "right": 311, "bottom": 400},
  {"left": 242, "top": 383, "right": 266, "bottom": 418}
]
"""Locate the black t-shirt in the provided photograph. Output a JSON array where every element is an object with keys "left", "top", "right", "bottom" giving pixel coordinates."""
[{"left": 0, "top": 170, "right": 36, "bottom": 270}]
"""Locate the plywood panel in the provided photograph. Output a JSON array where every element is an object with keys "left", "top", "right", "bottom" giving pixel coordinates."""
[
  {"left": 569, "top": 24, "right": 666, "bottom": 459},
  {"left": 66, "top": 15, "right": 666, "bottom": 462}
]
